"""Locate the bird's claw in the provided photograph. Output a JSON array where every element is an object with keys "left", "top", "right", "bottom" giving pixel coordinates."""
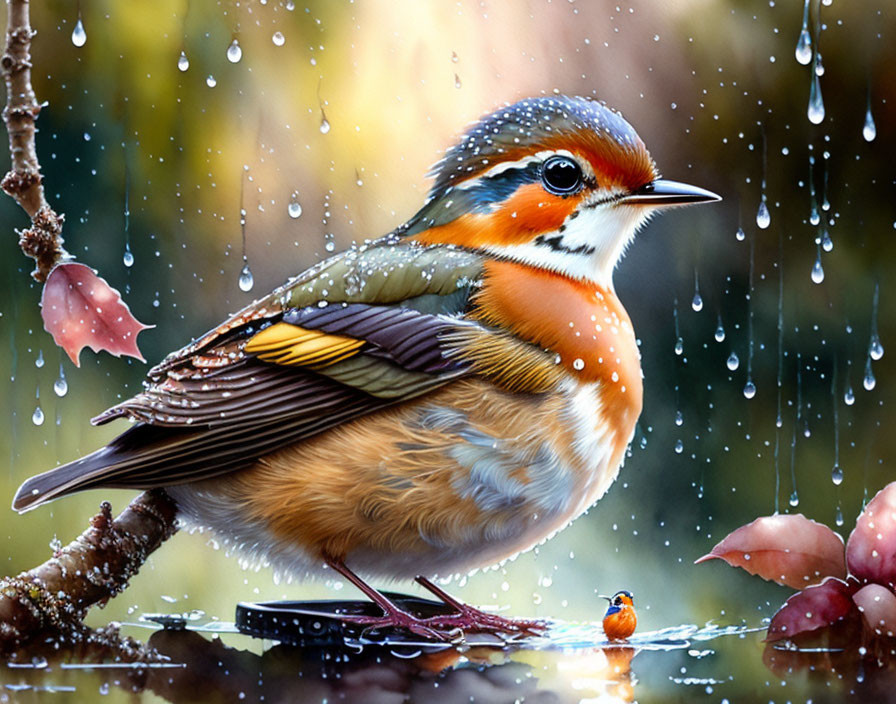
[{"left": 336, "top": 610, "right": 465, "bottom": 643}]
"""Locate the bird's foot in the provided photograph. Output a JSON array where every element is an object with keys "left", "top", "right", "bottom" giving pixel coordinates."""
[
  {"left": 336, "top": 608, "right": 464, "bottom": 643},
  {"left": 425, "top": 605, "right": 545, "bottom": 639}
]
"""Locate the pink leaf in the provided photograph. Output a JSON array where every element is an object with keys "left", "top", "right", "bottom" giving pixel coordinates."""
[
  {"left": 766, "top": 577, "right": 856, "bottom": 642},
  {"left": 695, "top": 514, "right": 846, "bottom": 588},
  {"left": 852, "top": 584, "right": 896, "bottom": 638},
  {"left": 40, "top": 262, "right": 153, "bottom": 367},
  {"left": 846, "top": 482, "right": 896, "bottom": 587}
]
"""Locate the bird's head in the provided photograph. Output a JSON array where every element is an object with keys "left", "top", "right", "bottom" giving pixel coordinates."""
[
  {"left": 404, "top": 95, "right": 719, "bottom": 289},
  {"left": 602, "top": 589, "right": 635, "bottom": 615}
]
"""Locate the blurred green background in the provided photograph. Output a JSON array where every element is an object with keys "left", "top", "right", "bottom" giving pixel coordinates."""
[{"left": 0, "top": 0, "right": 893, "bottom": 695}]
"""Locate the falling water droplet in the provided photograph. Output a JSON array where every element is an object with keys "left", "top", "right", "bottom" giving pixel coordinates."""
[
  {"left": 691, "top": 293, "right": 703, "bottom": 312},
  {"left": 808, "top": 72, "right": 825, "bottom": 124},
  {"left": 835, "top": 506, "right": 844, "bottom": 527},
  {"left": 32, "top": 406, "right": 45, "bottom": 426},
  {"left": 756, "top": 201, "right": 770, "bottom": 229},
  {"left": 844, "top": 384, "right": 855, "bottom": 406},
  {"left": 454, "top": 73, "right": 462, "bottom": 89},
  {"left": 35, "top": 350, "right": 45, "bottom": 368},
  {"left": 238, "top": 263, "right": 254, "bottom": 292},
  {"left": 863, "top": 106, "right": 877, "bottom": 142},
  {"left": 726, "top": 352, "right": 740, "bottom": 371},
  {"left": 811, "top": 250, "right": 825, "bottom": 284},
  {"left": 714, "top": 317, "right": 725, "bottom": 343},
  {"left": 320, "top": 113, "right": 331, "bottom": 134},
  {"left": 795, "top": 0, "right": 812, "bottom": 64},
  {"left": 814, "top": 53, "right": 825, "bottom": 76},
  {"left": 809, "top": 203, "right": 820, "bottom": 226},
  {"left": 54, "top": 364, "right": 68, "bottom": 397},
  {"left": 288, "top": 195, "right": 302, "bottom": 219},
  {"left": 123, "top": 243, "right": 134, "bottom": 267},
  {"left": 674, "top": 440, "right": 684, "bottom": 454},
  {"left": 674, "top": 337, "right": 684, "bottom": 356},
  {"left": 863, "top": 358, "right": 876, "bottom": 391},
  {"left": 227, "top": 39, "right": 242, "bottom": 63},
  {"left": 735, "top": 226, "right": 745, "bottom": 241},
  {"left": 206, "top": 75, "right": 217, "bottom": 88},
  {"left": 178, "top": 50, "right": 190, "bottom": 72},
  {"left": 674, "top": 410, "right": 684, "bottom": 427},
  {"left": 870, "top": 335, "right": 884, "bottom": 361},
  {"left": 743, "top": 379, "right": 757, "bottom": 399},
  {"left": 831, "top": 463, "right": 843, "bottom": 486},
  {"left": 821, "top": 228, "right": 833, "bottom": 252},
  {"left": 272, "top": 31, "right": 286, "bottom": 46},
  {"left": 71, "top": 17, "right": 87, "bottom": 47},
  {"left": 789, "top": 491, "right": 799, "bottom": 508}
]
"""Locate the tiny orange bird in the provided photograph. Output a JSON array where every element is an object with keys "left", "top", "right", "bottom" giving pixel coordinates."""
[
  {"left": 602, "top": 590, "right": 637, "bottom": 641},
  {"left": 13, "top": 96, "right": 719, "bottom": 641}
]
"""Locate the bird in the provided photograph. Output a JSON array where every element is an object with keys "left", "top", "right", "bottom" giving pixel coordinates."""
[
  {"left": 13, "top": 95, "right": 719, "bottom": 641},
  {"left": 601, "top": 590, "right": 637, "bottom": 641}
]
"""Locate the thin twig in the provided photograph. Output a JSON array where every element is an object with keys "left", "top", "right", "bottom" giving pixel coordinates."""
[
  {"left": 0, "top": 490, "right": 179, "bottom": 655},
  {"left": 1, "top": 0, "right": 67, "bottom": 282}
]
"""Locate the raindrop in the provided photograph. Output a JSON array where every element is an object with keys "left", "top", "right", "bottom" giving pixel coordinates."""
[
  {"left": 835, "top": 506, "right": 844, "bottom": 527},
  {"left": 831, "top": 464, "right": 843, "bottom": 485},
  {"left": 320, "top": 112, "right": 331, "bottom": 134},
  {"left": 863, "top": 105, "right": 877, "bottom": 142},
  {"left": 674, "top": 440, "right": 684, "bottom": 454},
  {"left": 735, "top": 226, "right": 745, "bottom": 241},
  {"left": 71, "top": 17, "right": 87, "bottom": 47},
  {"left": 674, "top": 410, "right": 684, "bottom": 427},
  {"left": 743, "top": 379, "right": 756, "bottom": 399},
  {"left": 454, "top": 73, "right": 462, "bottom": 89},
  {"left": 789, "top": 491, "right": 799, "bottom": 507},
  {"left": 674, "top": 337, "right": 683, "bottom": 356},
  {"left": 32, "top": 405, "right": 44, "bottom": 426},
  {"left": 288, "top": 194, "right": 302, "bottom": 219},
  {"left": 238, "top": 263, "right": 254, "bottom": 292},
  {"left": 35, "top": 350, "right": 44, "bottom": 368},
  {"left": 810, "top": 248, "right": 824, "bottom": 284},
  {"left": 177, "top": 50, "right": 190, "bottom": 72},
  {"left": 794, "top": 0, "right": 812, "bottom": 64},
  {"left": 714, "top": 317, "right": 725, "bottom": 343},
  {"left": 844, "top": 384, "right": 855, "bottom": 406},
  {"left": 863, "top": 357, "right": 876, "bottom": 391},
  {"left": 272, "top": 31, "right": 286, "bottom": 47},
  {"left": 54, "top": 364, "right": 68, "bottom": 397},
  {"left": 726, "top": 352, "right": 740, "bottom": 371},
  {"left": 123, "top": 243, "right": 134, "bottom": 267},
  {"left": 756, "top": 201, "right": 770, "bottom": 229},
  {"left": 227, "top": 38, "right": 242, "bottom": 63},
  {"left": 691, "top": 272, "right": 703, "bottom": 312},
  {"left": 808, "top": 71, "right": 825, "bottom": 124},
  {"left": 324, "top": 233, "right": 336, "bottom": 253},
  {"left": 870, "top": 336, "right": 884, "bottom": 361},
  {"left": 206, "top": 75, "right": 217, "bottom": 88},
  {"left": 821, "top": 228, "right": 833, "bottom": 252},
  {"left": 869, "top": 283, "right": 883, "bottom": 360},
  {"left": 814, "top": 53, "right": 824, "bottom": 76}
]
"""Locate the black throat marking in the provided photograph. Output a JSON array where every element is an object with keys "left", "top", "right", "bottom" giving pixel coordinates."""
[{"left": 533, "top": 233, "right": 595, "bottom": 256}]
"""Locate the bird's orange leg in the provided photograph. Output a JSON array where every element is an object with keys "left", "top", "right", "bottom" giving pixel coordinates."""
[
  {"left": 325, "top": 557, "right": 463, "bottom": 642},
  {"left": 414, "top": 576, "right": 545, "bottom": 637}
]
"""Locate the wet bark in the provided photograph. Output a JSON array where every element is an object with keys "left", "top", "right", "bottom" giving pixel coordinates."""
[{"left": 0, "top": 490, "right": 179, "bottom": 656}]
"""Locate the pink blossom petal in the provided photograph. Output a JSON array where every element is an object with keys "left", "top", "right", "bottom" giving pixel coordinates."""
[
  {"left": 852, "top": 584, "right": 896, "bottom": 637},
  {"left": 40, "top": 262, "right": 153, "bottom": 367},
  {"left": 846, "top": 482, "right": 896, "bottom": 587},
  {"left": 696, "top": 514, "right": 846, "bottom": 588},
  {"left": 766, "top": 577, "right": 856, "bottom": 642}
]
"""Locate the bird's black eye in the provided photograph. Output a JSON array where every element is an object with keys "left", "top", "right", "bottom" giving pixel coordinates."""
[{"left": 541, "top": 155, "right": 584, "bottom": 196}]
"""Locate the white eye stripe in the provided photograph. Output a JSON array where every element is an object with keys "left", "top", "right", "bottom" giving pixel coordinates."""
[{"left": 451, "top": 149, "right": 595, "bottom": 191}]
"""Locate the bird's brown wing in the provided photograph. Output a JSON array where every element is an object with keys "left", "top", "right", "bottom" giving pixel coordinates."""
[{"left": 13, "top": 241, "right": 486, "bottom": 511}]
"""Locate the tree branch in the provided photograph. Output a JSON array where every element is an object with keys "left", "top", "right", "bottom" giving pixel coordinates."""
[
  {"left": 0, "top": 490, "right": 179, "bottom": 655},
  {"left": 1, "top": 0, "right": 67, "bottom": 282}
]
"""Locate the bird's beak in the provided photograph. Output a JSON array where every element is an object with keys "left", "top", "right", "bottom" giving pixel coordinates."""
[
  {"left": 622, "top": 179, "right": 722, "bottom": 207},
  {"left": 598, "top": 595, "right": 612, "bottom": 602}
]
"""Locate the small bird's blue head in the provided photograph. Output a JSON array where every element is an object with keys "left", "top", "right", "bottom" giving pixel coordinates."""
[{"left": 602, "top": 589, "right": 635, "bottom": 617}]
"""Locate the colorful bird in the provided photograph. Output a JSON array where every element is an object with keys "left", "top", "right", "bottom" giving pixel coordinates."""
[
  {"left": 13, "top": 96, "right": 719, "bottom": 641},
  {"left": 602, "top": 590, "right": 637, "bottom": 641}
]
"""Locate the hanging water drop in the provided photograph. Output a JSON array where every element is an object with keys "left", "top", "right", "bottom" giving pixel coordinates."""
[
  {"left": 288, "top": 196, "right": 302, "bottom": 219},
  {"left": 831, "top": 464, "right": 843, "bottom": 485},
  {"left": 795, "top": 0, "right": 812, "bottom": 64},
  {"left": 32, "top": 405, "right": 45, "bottom": 426},
  {"left": 870, "top": 335, "right": 884, "bottom": 361},
  {"left": 691, "top": 292, "right": 703, "bottom": 312},
  {"left": 835, "top": 505, "right": 844, "bottom": 527},
  {"left": 789, "top": 491, "right": 799, "bottom": 508},
  {"left": 869, "top": 283, "right": 883, "bottom": 360},
  {"left": 177, "top": 50, "right": 190, "bottom": 72},
  {"left": 814, "top": 53, "right": 824, "bottom": 76},
  {"left": 811, "top": 249, "right": 824, "bottom": 284},
  {"left": 809, "top": 203, "right": 820, "bottom": 226},
  {"left": 54, "top": 364, "right": 68, "bottom": 397},
  {"left": 674, "top": 337, "right": 683, "bottom": 356},
  {"left": 714, "top": 317, "right": 725, "bottom": 343},
  {"left": 863, "top": 106, "right": 877, "bottom": 142},
  {"left": 206, "top": 75, "right": 217, "bottom": 88},
  {"left": 454, "top": 73, "right": 462, "bottom": 89},
  {"left": 272, "top": 31, "right": 286, "bottom": 47},
  {"left": 227, "top": 39, "right": 242, "bottom": 63},
  {"left": 808, "top": 72, "right": 825, "bottom": 124},
  {"left": 863, "top": 357, "right": 876, "bottom": 391},
  {"left": 674, "top": 410, "right": 684, "bottom": 427},
  {"left": 71, "top": 17, "right": 87, "bottom": 47},
  {"left": 844, "top": 384, "right": 855, "bottom": 406},
  {"left": 743, "top": 379, "right": 756, "bottom": 399},
  {"left": 238, "top": 263, "right": 254, "bottom": 292},
  {"left": 821, "top": 228, "right": 833, "bottom": 252},
  {"left": 320, "top": 110, "right": 331, "bottom": 134},
  {"left": 735, "top": 226, "right": 745, "bottom": 241},
  {"left": 123, "top": 243, "right": 134, "bottom": 267},
  {"left": 674, "top": 440, "right": 683, "bottom": 454},
  {"left": 35, "top": 350, "right": 44, "bottom": 368},
  {"left": 756, "top": 201, "right": 770, "bottom": 229},
  {"left": 726, "top": 352, "right": 739, "bottom": 371}
]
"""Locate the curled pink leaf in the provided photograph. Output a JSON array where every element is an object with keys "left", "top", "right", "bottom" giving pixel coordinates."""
[
  {"left": 846, "top": 482, "right": 896, "bottom": 587},
  {"left": 852, "top": 583, "right": 896, "bottom": 638},
  {"left": 766, "top": 577, "right": 855, "bottom": 642},
  {"left": 40, "top": 262, "right": 152, "bottom": 367},
  {"left": 696, "top": 514, "right": 846, "bottom": 589}
]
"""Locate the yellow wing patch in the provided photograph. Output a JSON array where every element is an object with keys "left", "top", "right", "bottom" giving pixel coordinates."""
[{"left": 245, "top": 322, "right": 364, "bottom": 368}]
